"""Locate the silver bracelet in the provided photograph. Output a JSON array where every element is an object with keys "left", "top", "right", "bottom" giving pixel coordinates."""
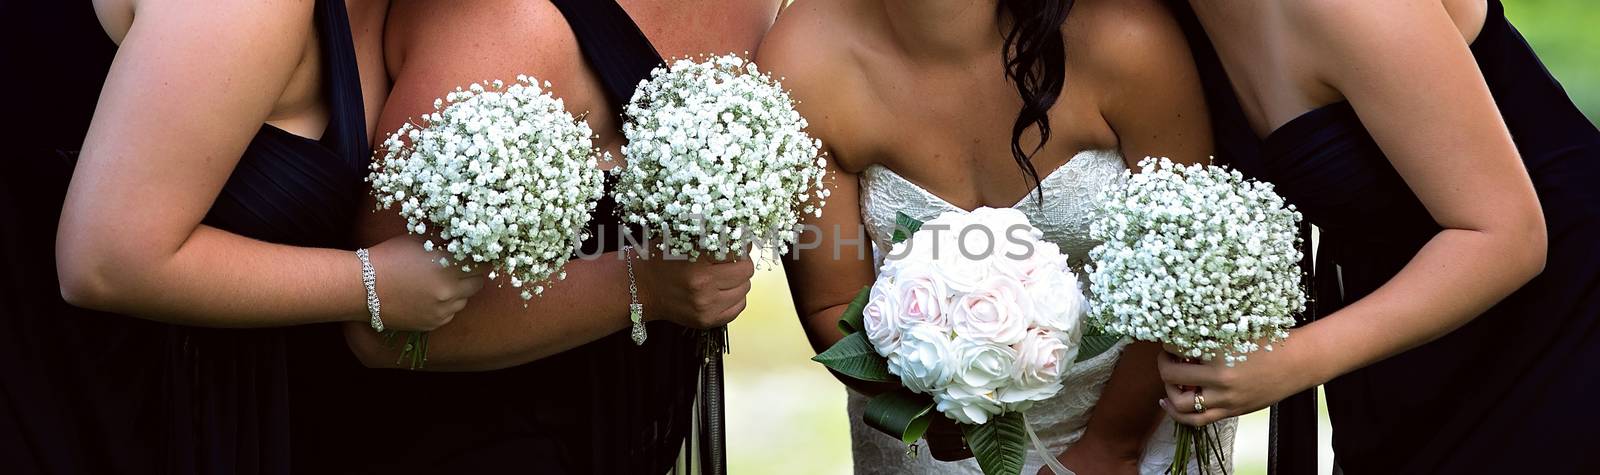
[
  {"left": 623, "top": 246, "right": 647, "bottom": 346},
  {"left": 355, "top": 248, "right": 383, "bottom": 332}
]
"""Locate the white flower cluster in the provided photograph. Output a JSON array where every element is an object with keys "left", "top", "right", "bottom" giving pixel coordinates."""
[
  {"left": 369, "top": 76, "right": 605, "bottom": 300},
  {"left": 863, "top": 208, "right": 1088, "bottom": 425},
  {"left": 1087, "top": 157, "right": 1306, "bottom": 364},
  {"left": 617, "top": 54, "right": 829, "bottom": 260}
]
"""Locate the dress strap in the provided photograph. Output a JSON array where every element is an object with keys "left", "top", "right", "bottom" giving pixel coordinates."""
[
  {"left": 549, "top": 0, "right": 666, "bottom": 114},
  {"left": 313, "top": 0, "right": 371, "bottom": 171}
]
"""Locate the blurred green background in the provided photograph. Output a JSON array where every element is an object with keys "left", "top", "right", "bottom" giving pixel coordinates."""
[
  {"left": 1506, "top": 0, "right": 1600, "bottom": 120},
  {"left": 727, "top": 2, "right": 1597, "bottom": 474}
]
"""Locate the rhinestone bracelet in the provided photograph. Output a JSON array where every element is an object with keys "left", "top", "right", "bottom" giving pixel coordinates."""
[
  {"left": 355, "top": 248, "right": 383, "bottom": 332},
  {"left": 623, "top": 246, "right": 646, "bottom": 346}
]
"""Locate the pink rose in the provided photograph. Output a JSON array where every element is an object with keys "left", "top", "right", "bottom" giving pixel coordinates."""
[
  {"left": 949, "top": 276, "right": 1032, "bottom": 346},
  {"left": 893, "top": 264, "right": 950, "bottom": 329},
  {"left": 862, "top": 279, "right": 905, "bottom": 357},
  {"left": 998, "top": 328, "right": 1076, "bottom": 406}
]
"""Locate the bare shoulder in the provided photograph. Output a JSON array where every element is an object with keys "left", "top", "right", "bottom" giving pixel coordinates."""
[
  {"left": 1068, "top": 0, "right": 1196, "bottom": 85},
  {"left": 1278, "top": 0, "right": 1387, "bottom": 31},
  {"left": 1284, "top": 0, "right": 1487, "bottom": 40},
  {"left": 1273, "top": 0, "right": 1461, "bottom": 50},
  {"left": 387, "top": 0, "right": 584, "bottom": 90},
  {"left": 758, "top": 0, "right": 863, "bottom": 104},
  {"left": 1272, "top": 0, "right": 1469, "bottom": 83},
  {"left": 757, "top": 0, "right": 874, "bottom": 168},
  {"left": 377, "top": 0, "right": 616, "bottom": 150},
  {"left": 98, "top": 0, "right": 314, "bottom": 44},
  {"left": 1068, "top": 0, "right": 1211, "bottom": 162}
]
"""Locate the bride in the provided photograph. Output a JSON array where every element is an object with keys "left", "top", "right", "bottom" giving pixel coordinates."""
[{"left": 762, "top": 0, "right": 1234, "bottom": 473}]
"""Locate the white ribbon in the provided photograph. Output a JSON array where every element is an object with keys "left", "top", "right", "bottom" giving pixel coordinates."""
[{"left": 1025, "top": 414, "right": 1075, "bottom": 475}]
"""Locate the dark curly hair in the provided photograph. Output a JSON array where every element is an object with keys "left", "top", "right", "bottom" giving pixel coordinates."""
[{"left": 998, "top": 0, "right": 1072, "bottom": 201}]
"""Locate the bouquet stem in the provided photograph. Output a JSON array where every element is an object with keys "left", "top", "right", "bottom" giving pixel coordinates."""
[
  {"left": 702, "top": 325, "right": 730, "bottom": 359},
  {"left": 1169, "top": 424, "right": 1227, "bottom": 475},
  {"left": 385, "top": 330, "right": 429, "bottom": 370}
]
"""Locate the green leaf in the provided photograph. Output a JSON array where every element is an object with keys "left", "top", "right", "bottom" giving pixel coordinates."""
[
  {"left": 891, "top": 212, "right": 925, "bottom": 244},
  {"left": 864, "top": 389, "right": 936, "bottom": 444},
  {"left": 811, "top": 333, "right": 896, "bottom": 382},
  {"left": 1076, "top": 330, "right": 1125, "bottom": 363},
  {"left": 837, "top": 286, "right": 873, "bottom": 335},
  {"left": 962, "top": 412, "right": 1028, "bottom": 475}
]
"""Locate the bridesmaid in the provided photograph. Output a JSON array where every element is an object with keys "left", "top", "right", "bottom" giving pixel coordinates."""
[
  {"left": 285, "top": 1, "right": 780, "bottom": 474},
  {"left": 3, "top": 1, "right": 480, "bottom": 473},
  {"left": 1157, "top": 0, "right": 1600, "bottom": 473}
]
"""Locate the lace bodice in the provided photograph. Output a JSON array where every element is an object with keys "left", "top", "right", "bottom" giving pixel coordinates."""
[
  {"left": 847, "top": 149, "right": 1235, "bottom": 474},
  {"left": 859, "top": 149, "right": 1126, "bottom": 271}
]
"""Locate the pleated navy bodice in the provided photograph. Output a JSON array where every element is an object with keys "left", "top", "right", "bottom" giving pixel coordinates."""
[{"left": 2, "top": 1, "right": 371, "bottom": 474}]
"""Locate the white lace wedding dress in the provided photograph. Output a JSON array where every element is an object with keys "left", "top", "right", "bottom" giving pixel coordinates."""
[{"left": 849, "top": 149, "right": 1236, "bottom": 475}]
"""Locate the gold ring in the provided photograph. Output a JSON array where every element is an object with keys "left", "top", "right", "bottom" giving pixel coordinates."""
[{"left": 1193, "top": 394, "right": 1206, "bottom": 413}]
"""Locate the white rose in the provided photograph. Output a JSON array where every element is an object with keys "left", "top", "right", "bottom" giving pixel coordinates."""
[
  {"left": 948, "top": 336, "right": 1018, "bottom": 390},
  {"left": 998, "top": 328, "right": 1075, "bottom": 405},
  {"left": 902, "top": 212, "right": 992, "bottom": 293},
  {"left": 934, "top": 383, "right": 1004, "bottom": 425},
  {"left": 884, "top": 223, "right": 943, "bottom": 267},
  {"left": 949, "top": 276, "right": 1032, "bottom": 346},
  {"left": 938, "top": 229, "right": 996, "bottom": 294},
  {"left": 934, "top": 336, "right": 1018, "bottom": 424},
  {"left": 862, "top": 279, "right": 904, "bottom": 357},
  {"left": 1025, "top": 266, "right": 1087, "bottom": 334},
  {"left": 890, "top": 264, "right": 951, "bottom": 329},
  {"left": 968, "top": 208, "right": 1032, "bottom": 265},
  {"left": 887, "top": 323, "right": 957, "bottom": 394},
  {"left": 991, "top": 239, "right": 1049, "bottom": 284}
]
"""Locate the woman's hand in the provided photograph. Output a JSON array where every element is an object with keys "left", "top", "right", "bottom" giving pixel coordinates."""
[
  {"left": 1155, "top": 339, "right": 1322, "bottom": 427},
  {"left": 365, "top": 235, "right": 488, "bottom": 332},
  {"left": 632, "top": 249, "right": 756, "bottom": 329}
]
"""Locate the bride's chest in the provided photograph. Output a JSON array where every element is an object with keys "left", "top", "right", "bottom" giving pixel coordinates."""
[
  {"left": 833, "top": 61, "right": 1118, "bottom": 208},
  {"left": 858, "top": 150, "right": 1128, "bottom": 267}
]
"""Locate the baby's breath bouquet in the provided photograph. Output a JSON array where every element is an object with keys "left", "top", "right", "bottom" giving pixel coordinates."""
[
  {"left": 1087, "top": 157, "right": 1305, "bottom": 473},
  {"left": 615, "top": 56, "right": 827, "bottom": 465},
  {"left": 616, "top": 54, "right": 829, "bottom": 261},
  {"left": 369, "top": 76, "right": 605, "bottom": 368}
]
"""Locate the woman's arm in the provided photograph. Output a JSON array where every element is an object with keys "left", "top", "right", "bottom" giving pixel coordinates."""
[
  {"left": 1159, "top": 0, "right": 1545, "bottom": 426},
  {"left": 347, "top": 1, "right": 752, "bottom": 371},
  {"left": 58, "top": 0, "right": 478, "bottom": 331},
  {"left": 58, "top": 0, "right": 368, "bottom": 327},
  {"left": 1058, "top": 0, "right": 1217, "bottom": 471},
  {"left": 758, "top": 4, "right": 886, "bottom": 392}
]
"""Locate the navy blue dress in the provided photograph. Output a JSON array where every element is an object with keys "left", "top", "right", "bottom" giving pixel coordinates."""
[
  {"left": 0, "top": 1, "right": 370, "bottom": 474},
  {"left": 1172, "top": 1, "right": 1600, "bottom": 473},
  {"left": 285, "top": 1, "right": 711, "bottom": 474}
]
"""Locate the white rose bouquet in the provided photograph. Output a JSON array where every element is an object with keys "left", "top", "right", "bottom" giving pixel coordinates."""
[
  {"left": 815, "top": 208, "right": 1117, "bottom": 475},
  {"left": 369, "top": 76, "right": 605, "bottom": 368},
  {"left": 1087, "top": 157, "right": 1306, "bottom": 473},
  {"left": 616, "top": 54, "right": 829, "bottom": 261}
]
